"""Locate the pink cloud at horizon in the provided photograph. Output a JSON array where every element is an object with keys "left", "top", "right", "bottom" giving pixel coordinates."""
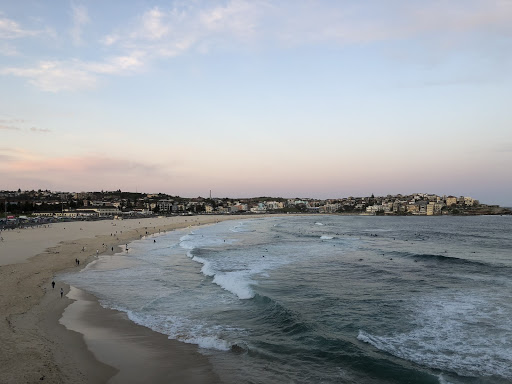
[{"left": 1, "top": 147, "right": 510, "bottom": 205}]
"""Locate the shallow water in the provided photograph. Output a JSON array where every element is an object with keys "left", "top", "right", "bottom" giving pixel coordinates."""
[{"left": 63, "top": 215, "right": 512, "bottom": 384}]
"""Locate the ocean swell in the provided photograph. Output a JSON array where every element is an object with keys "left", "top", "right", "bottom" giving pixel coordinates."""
[{"left": 357, "top": 293, "right": 512, "bottom": 379}]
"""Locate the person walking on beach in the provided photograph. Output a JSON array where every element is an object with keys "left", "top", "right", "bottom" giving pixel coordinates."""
[
  {"left": 60, "top": 288, "right": 63, "bottom": 298},
  {"left": 52, "top": 280, "right": 55, "bottom": 289}
]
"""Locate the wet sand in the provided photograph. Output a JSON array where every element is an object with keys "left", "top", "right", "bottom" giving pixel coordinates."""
[{"left": 60, "top": 287, "right": 221, "bottom": 383}]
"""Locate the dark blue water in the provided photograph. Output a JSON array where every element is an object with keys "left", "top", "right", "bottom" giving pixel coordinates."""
[{"left": 63, "top": 215, "right": 512, "bottom": 384}]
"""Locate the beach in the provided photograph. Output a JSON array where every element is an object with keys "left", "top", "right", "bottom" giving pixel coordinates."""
[
  {"left": 0, "top": 215, "right": 236, "bottom": 383},
  {"left": 2, "top": 215, "right": 511, "bottom": 384}
]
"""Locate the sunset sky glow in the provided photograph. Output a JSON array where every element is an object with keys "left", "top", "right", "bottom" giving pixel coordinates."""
[{"left": 1, "top": 1, "right": 511, "bottom": 205}]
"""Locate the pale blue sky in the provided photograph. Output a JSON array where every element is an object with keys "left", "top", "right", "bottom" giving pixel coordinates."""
[{"left": 1, "top": 0, "right": 511, "bottom": 205}]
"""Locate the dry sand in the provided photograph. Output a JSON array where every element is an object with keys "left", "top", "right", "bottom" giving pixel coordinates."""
[{"left": 0, "top": 215, "right": 237, "bottom": 383}]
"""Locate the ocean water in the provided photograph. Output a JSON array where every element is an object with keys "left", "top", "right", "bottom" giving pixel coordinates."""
[{"left": 62, "top": 215, "right": 512, "bottom": 384}]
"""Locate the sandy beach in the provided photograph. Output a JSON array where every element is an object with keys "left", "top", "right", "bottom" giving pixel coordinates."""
[{"left": 0, "top": 215, "right": 237, "bottom": 383}]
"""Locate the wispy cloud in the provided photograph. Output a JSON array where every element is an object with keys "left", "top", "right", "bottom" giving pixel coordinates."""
[
  {"left": 0, "top": 118, "right": 24, "bottom": 131},
  {"left": 0, "top": 147, "right": 28, "bottom": 153},
  {"left": 0, "top": 12, "right": 55, "bottom": 58},
  {"left": 70, "top": 4, "right": 90, "bottom": 45},
  {"left": 0, "top": 51, "right": 144, "bottom": 92},
  {"left": 0, "top": 14, "right": 39, "bottom": 39},
  {"left": 83, "top": 52, "right": 145, "bottom": 75},
  {"left": 0, "top": 154, "right": 15, "bottom": 162},
  {"left": 6, "top": 155, "right": 156, "bottom": 173},
  {"left": 3, "top": 1, "right": 512, "bottom": 92},
  {"left": 29, "top": 127, "right": 51, "bottom": 133},
  {"left": 0, "top": 118, "right": 51, "bottom": 133},
  {"left": 0, "top": 150, "right": 171, "bottom": 192},
  {"left": 0, "top": 42, "right": 20, "bottom": 56},
  {"left": 495, "top": 142, "right": 512, "bottom": 153},
  {"left": 105, "top": 2, "right": 269, "bottom": 54},
  {"left": 1, "top": 61, "right": 98, "bottom": 92},
  {"left": 105, "top": 1, "right": 512, "bottom": 49},
  {"left": 0, "top": 125, "right": 21, "bottom": 131},
  {"left": 101, "top": 33, "right": 120, "bottom": 46},
  {"left": 140, "top": 7, "right": 170, "bottom": 40},
  {"left": 0, "top": 12, "right": 52, "bottom": 39}
]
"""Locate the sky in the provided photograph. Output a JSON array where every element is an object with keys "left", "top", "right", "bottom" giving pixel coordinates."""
[{"left": 1, "top": 0, "right": 511, "bottom": 205}]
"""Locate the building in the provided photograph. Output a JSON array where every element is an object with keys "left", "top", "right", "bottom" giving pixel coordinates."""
[
  {"left": 76, "top": 209, "right": 99, "bottom": 218},
  {"left": 407, "top": 204, "right": 419, "bottom": 214},
  {"left": 366, "top": 205, "right": 384, "bottom": 213},
  {"left": 77, "top": 205, "right": 119, "bottom": 217},
  {"left": 35, "top": 212, "right": 58, "bottom": 217},
  {"left": 445, "top": 196, "right": 457, "bottom": 206},
  {"left": 157, "top": 200, "right": 174, "bottom": 212},
  {"left": 426, "top": 202, "right": 435, "bottom": 216},
  {"left": 464, "top": 197, "right": 474, "bottom": 206},
  {"left": 265, "top": 201, "right": 284, "bottom": 210}
]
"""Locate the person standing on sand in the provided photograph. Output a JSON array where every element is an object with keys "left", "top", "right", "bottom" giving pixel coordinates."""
[
  {"left": 60, "top": 288, "right": 63, "bottom": 298},
  {"left": 52, "top": 280, "right": 55, "bottom": 289}
]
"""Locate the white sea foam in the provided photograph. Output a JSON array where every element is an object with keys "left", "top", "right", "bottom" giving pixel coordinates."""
[
  {"left": 179, "top": 234, "right": 196, "bottom": 249},
  {"left": 184, "top": 335, "right": 231, "bottom": 351},
  {"left": 192, "top": 256, "right": 215, "bottom": 276},
  {"left": 358, "top": 293, "right": 512, "bottom": 379},
  {"left": 230, "top": 222, "right": 253, "bottom": 233},
  {"left": 179, "top": 229, "right": 256, "bottom": 299},
  {"left": 79, "top": 258, "right": 100, "bottom": 271},
  {"left": 315, "top": 222, "right": 324, "bottom": 226},
  {"left": 213, "top": 271, "right": 255, "bottom": 300},
  {"left": 179, "top": 231, "right": 234, "bottom": 250},
  {"left": 122, "top": 309, "right": 232, "bottom": 351},
  {"left": 437, "top": 374, "right": 454, "bottom": 384},
  {"left": 320, "top": 235, "right": 334, "bottom": 240}
]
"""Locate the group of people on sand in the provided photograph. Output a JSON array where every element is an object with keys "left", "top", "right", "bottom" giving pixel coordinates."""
[{"left": 0, "top": 223, "right": 52, "bottom": 232}]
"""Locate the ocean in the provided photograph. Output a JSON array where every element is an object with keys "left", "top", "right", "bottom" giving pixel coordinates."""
[{"left": 62, "top": 215, "right": 512, "bottom": 384}]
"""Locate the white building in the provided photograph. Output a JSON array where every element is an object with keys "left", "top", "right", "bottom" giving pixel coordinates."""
[{"left": 157, "top": 200, "right": 174, "bottom": 212}]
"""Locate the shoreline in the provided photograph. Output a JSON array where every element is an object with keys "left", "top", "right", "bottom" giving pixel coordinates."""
[
  {"left": 60, "top": 286, "right": 221, "bottom": 383},
  {"left": 0, "top": 215, "right": 239, "bottom": 383}
]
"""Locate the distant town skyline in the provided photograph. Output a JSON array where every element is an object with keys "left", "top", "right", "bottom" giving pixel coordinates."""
[
  {"left": 3, "top": 189, "right": 509, "bottom": 218},
  {"left": 0, "top": 188, "right": 503, "bottom": 208},
  {"left": 1, "top": 1, "right": 511, "bottom": 207}
]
